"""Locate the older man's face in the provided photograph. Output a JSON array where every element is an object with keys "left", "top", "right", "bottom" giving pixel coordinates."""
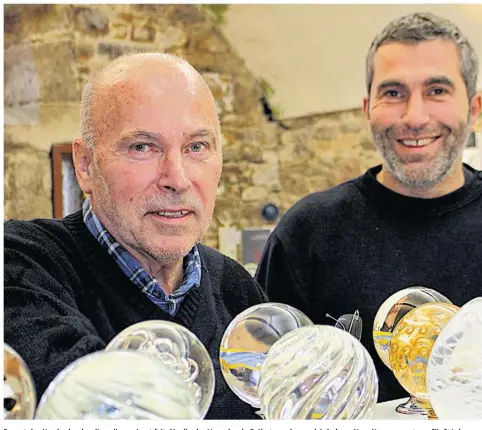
[{"left": 88, "top": 70, "right": 222, "bottom": 264}]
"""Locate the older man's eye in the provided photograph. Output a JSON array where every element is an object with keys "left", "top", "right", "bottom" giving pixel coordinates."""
[
  {"left": 133, "top": 143, "right": 149, "bottom": 152},
  {"left": 189, "top": 142, "right": 208, "bottom": 152}
]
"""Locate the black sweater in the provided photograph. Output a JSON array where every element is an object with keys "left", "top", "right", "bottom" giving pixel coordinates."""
[
  {"left": 4, "top": 211, "right": 267, "bottom": 419},
  {"left": 256, "top": 164, "right": 482, "bottom": 403}
]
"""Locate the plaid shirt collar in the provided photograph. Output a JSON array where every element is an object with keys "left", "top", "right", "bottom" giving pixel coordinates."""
[{"left": 82, "top": 197, "right": 201, "bottom": 316}]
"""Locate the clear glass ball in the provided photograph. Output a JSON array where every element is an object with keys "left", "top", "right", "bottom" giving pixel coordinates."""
[
  {"left": 220, "top": 303, "right": 313, "bottom": 408},
  {"left": 3, "top": 344, "right": 36, "bottom": 420},
  {"left": 258, "top": 325, "right": 379, "bottom": 419},
  {"left": 373, "top": 286, "right": 451, "bottom": 368},
  {"left": 389, "top": 302, "right": 459, "bottom": 401},
  {"left": 105, "top": 320, "right": 214, "bottom": 419},
  {"left": 35, "top": 351, "right": 200, "bottom": 419},
  {"left": 427, "top": 297, "right": 482, "bottom": 419}
]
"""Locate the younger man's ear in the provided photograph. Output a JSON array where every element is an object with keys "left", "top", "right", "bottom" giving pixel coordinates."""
[
  {"left": 469, "top": 92, "right": 481, "bottom": 130},
  {"left": 363, "top": 97, "right": 370, "bottom": 121}
]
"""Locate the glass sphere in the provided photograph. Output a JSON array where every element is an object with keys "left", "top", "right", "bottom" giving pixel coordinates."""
[
  {"left": 3, "top": 344, "right": 36, "bottom": 420},
  {"left": 389, "top": 302, "right": 459, "bottom": 402},
  {"left": 105, "top": 320, "right": 214, "bottom": 419},
  {"left": 220, "top": 303, "right": 313, "bottom": 408},
  {"left": 35, "top": 351, "right": 200, "bottom": 419},
  {"left": 427, "top": 297, "right": 482, "bottom": 419},
  {"left": 373, "top": 287, "right": 451, "bottom": 369},
  {"left": 258, "top": 325, "right": 379, "bottom": 419}
]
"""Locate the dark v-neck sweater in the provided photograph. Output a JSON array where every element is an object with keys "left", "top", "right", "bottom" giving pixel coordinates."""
[{"left": 4, "top": 211, "right": 267, "bottom": 419}]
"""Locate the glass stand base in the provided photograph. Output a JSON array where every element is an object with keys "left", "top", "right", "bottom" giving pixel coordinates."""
[{"left": 395, "top": 396, "right": 428, "bottom": 416}]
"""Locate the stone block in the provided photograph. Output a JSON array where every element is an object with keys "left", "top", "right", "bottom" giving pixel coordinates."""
[
  {"left": 279, "top": 131, "right": 316, "bottom": 164},
  {"left": 311, "top": 117, "right": 342, "bottom": 141},
  {"left": 72, "top": 7, "right": 109, "bottom": 37},
  {"left": 339, "top": 110, "right": 365, "bottom": 133},
  {"left": 221, "top": 112, "right": 264, "bottom": 129},
  {"left": 214, "top": 196, "right": 242, "bottom": 227},
  {"left": 260, "top": 122, "right": 280, "bottom": 149},
  {"left": 131, "top": 25, "right": 156, "bottom": 43},
  {"left": 203, "top": 73, "right": 235, "bottom": 116},
  {"left": 241, "top": 186, "right": 268, "bottom": 202},
  {"left": 5, "top": 105, "right": 41, "bottom": 126},
  {"left": 5, "top": 104, "right": 81, "bottom": 152},
  {"left": 155, "top": 25, "right": 187, "bottom": 51},
  {"left": 132, "top": 4, "right": 174, "bottom": 17},
  {"left": 182, "top": 51, "right": 245, "bottom": 75},
  {"left": 36, "top": 41, "right": 80, "bottom": 103},
  {"left": 4, "top": 5, "right": 69, "bottom": 46},
  {"left": 4, "top": 139, "right": 52, "bottom": 219},
  {"left": 5, "top": 44, "right": 40, "bottom": 106},
  {"left": 168, "top": 5, "right": 206, "bottom": 25},
  {"left": 75, "top": 42, "right": 95, "bottom": 62},
  {"left": 279, "top": 170, "right": 311, "bottom": 199},
  {"left": 98, "top": 42, "right": 149, "bottom": 61},
  {"left": 252, "top": 165, "right": 280, "bottom": 188},
  {"left": 5, "top": 40, "right": 79, "bottom": 114},
  {"left": 198, "top": 28, "right": 230, "bottom": 53},
  {"left": 234, "top": 74, "right": 263, "bottom": 115},
  {"left": 262, "top": 150, "right": 279, "bottom": 164},
  {"left": 359, "top": 130, "right": 376, "bottom": 150},
  {"left": 110, "top": 22, "right": 129, "bottom": 39},
  {"left": 222, "top": 162, "right": 253, "bottom": 184},
  {"left": 222, "top": 129, "right": 264, "bottom": 163},
  {"left": 237, "top": 201, "right": 274, "bottom": 228}
]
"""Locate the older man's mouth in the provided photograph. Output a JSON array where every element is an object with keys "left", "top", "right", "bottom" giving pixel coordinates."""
[
  {"left": 148, "top": 210, "right": 194, "bottom": 221},
  {"left": 156, "top": 210, "right": 191, "bottom": 218}
]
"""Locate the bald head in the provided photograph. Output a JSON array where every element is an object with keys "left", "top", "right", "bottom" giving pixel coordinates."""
[{"left": 80, "top": 53, "right": 219, "bottom": 150}]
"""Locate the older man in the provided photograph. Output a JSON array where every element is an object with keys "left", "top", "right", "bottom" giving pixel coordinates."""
[
  {"left": 256, "top": 12, "right": 482, "bottom": 403},
  {"left": 4, "top": 53, "right": 266, "bottom": 419}
]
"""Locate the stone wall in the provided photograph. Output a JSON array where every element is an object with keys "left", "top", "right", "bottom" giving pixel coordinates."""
[{"left": 4, "top": 4, "right": 379, "bottom": 251}]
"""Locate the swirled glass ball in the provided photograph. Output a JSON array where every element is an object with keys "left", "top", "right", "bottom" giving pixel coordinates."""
[
  {"left": 373, "top": 287, "right": 451, "bottom": 369},
  {"left": 258, "top": 325, "right": 379, "bottom": 419},
  {"left": 427, "top": 297, "right": 482, "bottom": 419},
  {"left": 105, "top": 320, "right": 214, "bottom": 419},
  {"left": 389, "top": 302, "right": 459, "bottom": 401},
  {"left": 3, "top": 344, "right": 36, "bottom": 420},
  {"left": 35, "top": 351, "right": 200, "bottom": 419},
  {"left": 220, "top": 303, "right": 313, "bottom": 408}
]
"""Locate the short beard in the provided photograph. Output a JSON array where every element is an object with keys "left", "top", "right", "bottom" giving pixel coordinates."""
[{"left": 371, "top": 119, "right": 471, "bottom": 190}]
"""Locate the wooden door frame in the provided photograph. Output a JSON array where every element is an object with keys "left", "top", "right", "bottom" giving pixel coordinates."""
[{"left": 51, "top": 143, "right": 73, "bottom": 218}]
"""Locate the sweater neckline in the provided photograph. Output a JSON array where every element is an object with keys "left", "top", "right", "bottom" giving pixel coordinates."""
[
  {"left": 62, "top": 211, "right": 206, "bottom": 329},
  {"left": 354, "top": 164, "right": 482, "bottom": 215}
]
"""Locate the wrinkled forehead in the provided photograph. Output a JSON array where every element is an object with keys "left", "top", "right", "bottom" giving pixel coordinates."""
[{"left": 91, "top": 64, "right": 218, "bottom": 140}]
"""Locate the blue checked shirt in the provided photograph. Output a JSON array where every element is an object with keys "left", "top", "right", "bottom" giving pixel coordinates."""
[{"left": 82, "top": 197, "right": 201, "bottom": 316}]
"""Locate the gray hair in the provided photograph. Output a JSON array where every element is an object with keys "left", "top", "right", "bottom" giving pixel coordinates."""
[
  {"left": 80, "top": 52, "right": 221, "bottom": 150},
  {"left": 80, "top": 79, "right": 95, "bottom": 150},
  {"left": 366, "top": 12, "right": 479, "bottom": 99}
]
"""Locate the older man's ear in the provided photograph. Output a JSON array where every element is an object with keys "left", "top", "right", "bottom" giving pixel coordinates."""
[{"left": 72, "top": 138, "right": 94, "bottom": 195}]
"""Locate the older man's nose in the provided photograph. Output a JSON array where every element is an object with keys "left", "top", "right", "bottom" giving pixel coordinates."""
[{"left": 157, "top": 153, "right": 191, "bottom": 194}]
